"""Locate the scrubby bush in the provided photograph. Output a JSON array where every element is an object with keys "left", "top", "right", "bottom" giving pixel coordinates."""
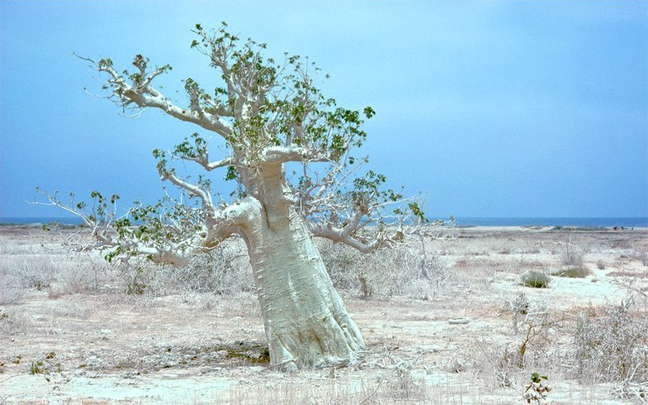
[
  {"left": 18, "top": 257, "right": 58, "bottom": 291},
  {"left": 573, "top": 297, "right": 648, "bottom": 384},
  {"left": 171, "top": 243, "right": 252, "bottom": 295},
  {"left": 318, "top": 238, "right": 452, "bottom": 298},
  {"left": 128, "top": 241, "right": 254, "bottom": 296},
  {"left": 561, "top": 238, "right": 584, "bottom": 268},
  {"left": 120, "top": 265, "right": 148, "bottom": 295},
  {"left": 318, "top": 241, "right": 360, "bottom": 291},
  {"left": 521, "top": 271, "right": 550, "bottom": 288}
]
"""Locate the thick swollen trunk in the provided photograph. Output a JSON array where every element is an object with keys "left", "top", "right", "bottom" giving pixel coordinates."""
[{"left": 238, "top": 166, "right": 365, "bottom": 371}]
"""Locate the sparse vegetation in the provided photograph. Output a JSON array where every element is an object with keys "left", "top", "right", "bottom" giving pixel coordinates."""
[
  {"left": 638, "top": 249, "right": 648, "bottom": 266},
  {"left": 2, "top": 225, "right": 648, "bottom": 403},
  {"left": 573, "top": 297, "right": 648, "bottom": 386},
  {"left": 319, "top": 236, "right": 452, "bottom": 298},
  {"left": 561, "top": 236, "right": 585, "bottom": 267},
  {"left": 122, "top": 266, "right": 148, "bottom": 295},
  {"left": 27, "top": 352, "right": 61, "bottom": 376},
  {"left": 29, "top": 361, "right": 44, "bottom": 375}
]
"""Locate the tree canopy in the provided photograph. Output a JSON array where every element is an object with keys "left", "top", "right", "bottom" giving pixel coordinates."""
[{"left": 41, "top": 23, "right": 428, "bottom": 266}]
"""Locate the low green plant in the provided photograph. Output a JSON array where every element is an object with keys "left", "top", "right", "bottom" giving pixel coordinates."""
[
  {"left": 521, "top": 271, "right": 550, "bottom": 288},
  {"left": 551, "top": 267, "right": 591, "bottom": 278},
  {"left": 29, "top": 361, "right": 44, "bottom": 375},
  {"left": 123, "top": 266, "right": 147, "bottom": 295},
  {"left": 27, "top": 352, "right": 62, "bottom": 376},
  {"left": 523, "top": 373, "right": 551, "bottom": 404}
]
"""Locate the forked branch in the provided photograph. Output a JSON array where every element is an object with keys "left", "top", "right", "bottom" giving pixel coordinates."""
[
  {"left": 33, "top": 188, "right": 251, "bottom": 267},
  {"left": 76, "top": 54, "right": 233, "bottom": 137}
]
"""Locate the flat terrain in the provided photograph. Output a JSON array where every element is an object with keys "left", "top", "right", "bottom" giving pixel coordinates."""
[{"left": 1, "top": 225, "right": 647, "bottom": 404}]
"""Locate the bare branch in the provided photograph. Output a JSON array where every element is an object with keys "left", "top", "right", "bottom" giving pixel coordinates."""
[
  {"left": 79, "top": 54, "right": 234, "bottom": 137},
  {"left": 158, "top": 170, "right": 214, "bottom": 212},
  {"left": 181, "top": 155, "right": 235, "bottom": 171},
  {"left": 34, "top": 187, "right": 255, "bottom": 268},
  {"left": 308, "top": 223, "right": 388, "bottom": 254},
  {"left": 260, "top": 146, "right": 330, "bottom": 165}
]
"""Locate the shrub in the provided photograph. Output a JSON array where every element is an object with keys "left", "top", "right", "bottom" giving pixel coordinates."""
[
  {"left": 561, "top": 238, "right": 584, "bottom": 268},
  {"left": 318, "top": 241, "right": 360, "bottom": 291},
  {"left": 521, "top": 271, "right": 550, "bottom": 288},
  {"left": 318, "top": 238, "right": 452, "bottom": 298},
  {"left": 18, "top": 257, "right": 58, "bottom": 291},
  {"left": 523, "top": 373, "right": 551, "bottom": 404},
  {"left": 573, "top": 298, "right": 648, "bottom": 384},
  {"left": 551, "top": 267, "right": 591, "bottom": 278},
  {"left": 122, "top": 241, "right": 253, "bottom": 296},
  {"left": 169, "top": 243, "right": 251, "bottom": 295}
]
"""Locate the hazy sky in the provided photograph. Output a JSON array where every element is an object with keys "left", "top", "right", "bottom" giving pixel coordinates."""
[{"left": 1, "top": 0, "right": 647, "bottom": 219}]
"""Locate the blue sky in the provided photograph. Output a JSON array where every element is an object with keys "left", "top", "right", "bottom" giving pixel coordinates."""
[{"left": 1, "top": 0, "right": 646, "bottom": 219}]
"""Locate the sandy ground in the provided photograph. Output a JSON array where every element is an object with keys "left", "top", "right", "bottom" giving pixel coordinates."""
[{"left": 1, "top": 225, "right": 647, "bottom": 404}]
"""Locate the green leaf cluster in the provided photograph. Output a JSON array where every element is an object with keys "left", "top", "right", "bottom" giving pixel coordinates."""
[{"left": 188, "top": 23, "right": 376, "bottom": 164}]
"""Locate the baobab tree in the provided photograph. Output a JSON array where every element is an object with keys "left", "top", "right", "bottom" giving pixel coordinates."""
[{"left": 41, "top": 24, "right": 428, "bottom": 371}]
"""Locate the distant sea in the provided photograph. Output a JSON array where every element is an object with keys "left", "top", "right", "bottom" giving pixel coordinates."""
[
  {"left": 1, "top": 216, "right": 647, "bottom": 228},
  {"left": 455, "top": 217, "right": 648, "bottom": 228},
  {"left": 1, "top": 217, "right": 84, "bottom": 225}
]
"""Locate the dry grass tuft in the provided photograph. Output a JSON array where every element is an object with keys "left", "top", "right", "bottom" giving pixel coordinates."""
[{"left": 551, "top": 267, "right": 592, "bottom": 278}]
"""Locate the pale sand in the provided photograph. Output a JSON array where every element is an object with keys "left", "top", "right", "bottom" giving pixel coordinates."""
[{"left": 1, "top": 225, "right": 646, "bottom": 404}]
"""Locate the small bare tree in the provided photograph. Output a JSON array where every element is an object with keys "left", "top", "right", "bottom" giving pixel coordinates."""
[{"left": 39, "top": 24, "right": 427, "bottom": 371}]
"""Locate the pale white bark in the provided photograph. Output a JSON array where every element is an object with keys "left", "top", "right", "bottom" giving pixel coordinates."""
[
  {"left": 235, "top": 164, "right": 365, "bottom": 370},
  {"left": 159, "top": 170, "right": 214, "bottom": 212},
  {"left": 307, "top": 223, "right": 383, "bottom": 254},
  {"left": 260, "top": 146, "right": 325, "bottom": 163},
  {"left": 81, "top": 55, "right": 234, "bottom": 137},
  {"left": 247, "top": 210, "right": 366, "bottom": 370}
]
